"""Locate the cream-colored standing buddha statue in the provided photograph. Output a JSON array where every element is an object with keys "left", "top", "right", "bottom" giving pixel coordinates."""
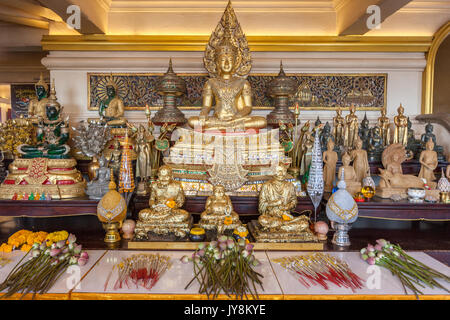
[
  {"left": 250, "top": 164, "right": 317, "bottom": 243},
  {"left": 393, "top": 104, "right": 408, "bottom": 146},
  {"left": 418, "top": 139, "right": 438, "bottom": 184},
  {"left": 134, "top": 165, "right": 192, "bottom": 239},
  {"left": 164, "top": 1, "right": 289, "bottom": 195}
]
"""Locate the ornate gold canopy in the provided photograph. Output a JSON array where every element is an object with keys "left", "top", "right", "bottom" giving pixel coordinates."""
[{"left": 203, "top": 1, "right": 251, "bottom": 77}]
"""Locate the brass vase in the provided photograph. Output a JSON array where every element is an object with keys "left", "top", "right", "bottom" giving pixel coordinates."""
[
  {"left": 102, "top": 221, "right": 122, "bottom": 243},
  {"left": 87, "top": 156, "right": 100, "bottom": 181}
]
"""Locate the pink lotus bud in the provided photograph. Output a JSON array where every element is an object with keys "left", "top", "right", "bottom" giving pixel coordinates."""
[
  {"left": 368, "top": 252, "right": 376, "bottom": 258},
  {"left": 80, "top": 251, "right": 89, "bottom": 260},
  {"left": 56, "top": 240, "right": 66, "bottom": 249},
  {"left": 77, "top": 258, "right": 88, "bottom": 266},
  {"left": 32, "top": 243, "right": 40, "bottom": 250},
  {"left": 245, "top": 243, "right": 254, "bottom": 252},
  {"left": 180, "top": 255, "right": 190, "bottom": 264},
  {"left": 251, "top": 259, "right": 261, "bottom": 267},
  {"left": 39, "top": 242, "right": 46, "bottom": 251},
  {"left": 73, "top": 244, "right": 82, "bottom": 255},
  {"left": 50, "top": 248, "right": 61, "bottom": 257},
  {"left": 367, "top": 257, "right": 376, "bottom": 265},
  {"left": 226, "top": 239, "right": 235, "bottom": 249},
  {"left": 31, "top": 249, "right": 40, "bottom": 258},
  {"left": 242, "top": 250, "right": 250, "bottom": 258},
  {"left": 69, "top": 256, "right": 78, "bottom": 265},
  {"left": 214, "top": 252, "right": 222, "bottom": 260},
  {"left": 374, "top": 244, "right": 382, "bottom": 251},
  {"left": 360, "top": 248, "right": 367, "bottom": 254},
  {"left": 367, "top": 244, "right": 375, "bottom": 252},
  {"left": 62, "top": 247, "right": 69, "bottom": 254},
  {"left": 219, "top": 242, "right": 227, "bottom": 251},
  {"left": 68, "top": 233, "right": 77, "bottom": 244},
  {"left": 376, "top": 239, "right": 387, "bottom": 247},
  {"left": 197, "top": 249, "right": 205, "bottom": 257},
  {"left": 218, "top": 235, "right": 228, "bottom": 243},
  {"left": 208, "top": 241, "right": 217, "bottom": 249}
]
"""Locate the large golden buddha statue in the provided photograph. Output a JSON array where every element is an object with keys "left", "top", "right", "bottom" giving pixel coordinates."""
[
  {"left": 187, "top": 2, "right": 266, "bottom": 132},
  {"left": 134, "top": 165, "right": 192, "bottom": 239}
]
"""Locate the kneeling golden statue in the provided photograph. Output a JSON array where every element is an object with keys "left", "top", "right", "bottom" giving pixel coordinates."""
[
  {"left": 134, "top": 165, "right": 192, "bottom": 239},
  {"left": 199, "top": 185, "right": 242, "bottom": 235},
  {"left": 250, "top": 164, "right": 317, "bottom": 242}
]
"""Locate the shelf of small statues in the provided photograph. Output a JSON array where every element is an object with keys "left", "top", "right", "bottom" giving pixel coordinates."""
[
  {"left": 0, "top": 196, "right": 98, "bottom": 218},
  {"left": 323, "top": 194, "right": 450, "bottom": 222}
]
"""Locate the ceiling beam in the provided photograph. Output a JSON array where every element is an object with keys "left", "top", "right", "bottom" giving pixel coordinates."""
[
  {"left": 37, "top": 0, "right": 107, "bottom": 34},
  {"left": 337, "top": 0, "right": 412, "bottom": 36},
  {"left": 0, "top": 13, "right": 48, "bottom": 29},
  {"left": 0, "top": 0, "right": 62, "bottom": 21}
]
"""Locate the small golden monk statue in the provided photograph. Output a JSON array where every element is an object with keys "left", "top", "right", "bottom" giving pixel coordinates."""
[
  {"left": 333, "top": 107, "right": 345, "bottom": 147},
  {"left": 393, "top": 104, "right": 408, "bottom": 146},
  {"left": 377, "top": 109, "right": 391, "bottom": 146},
  {"left": 418, "top": 139, "right": 438, "bottom": 183},
  {"left": 338, "top": 153, "right": 362, "bottom": 196},
  {"left": 134, "top": 165, "right": 191, "bottom": 239},
  {"left": 345, "top": 105, "right": 359, "bottom": 150},
  {"left": 187, "top": 2, "right": 266, "bottom": 131},
  {"left": 252, "top": 164, "right": 316, "bottom": 242},
  {"left": 199, "top": 185, "right": 241, "bottom": 235},
  {"left": 28, "top": 73, "right": 49, "bottom": 121}
]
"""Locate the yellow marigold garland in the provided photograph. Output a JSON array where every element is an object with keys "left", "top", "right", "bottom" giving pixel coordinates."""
[{"left": 0, "top": 229, "right": 68, "bottom": 253}]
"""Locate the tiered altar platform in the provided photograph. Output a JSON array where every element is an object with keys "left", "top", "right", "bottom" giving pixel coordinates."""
[{"left": 0, "top": 249, "right": 448, "bottom": 300}]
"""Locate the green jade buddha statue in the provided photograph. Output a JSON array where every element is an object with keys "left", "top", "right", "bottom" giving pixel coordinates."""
[
  {"left": 98, "top": 80, "right": 126, "bottom": 128},
  {"left": 18, "top": 82, "right": 70, "bottom": 159}
]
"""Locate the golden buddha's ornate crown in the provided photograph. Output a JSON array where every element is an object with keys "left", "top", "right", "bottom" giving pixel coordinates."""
[
  {"left": 35, "top": 73, "right": 48, "bottom": 92},
  {"left": 397, "top": 103, "right": 404, "bottom": 114},
  {"left": 203, "top": 1, "right": 251, "bottom": 77}
]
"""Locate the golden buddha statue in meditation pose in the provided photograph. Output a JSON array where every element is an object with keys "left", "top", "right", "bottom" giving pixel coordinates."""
[
  {"left": 252, "top": 164, "right": 317, "bottom": 242},
  {"left": 98, "top": 76, "right": 126, "bottom": 127},
  {"left": 187, "top": 2, "right": 266, "bottom": 131},
  {"left": 134, "top": 165, "right": 191, "bottom": 239},
  {"left": 199, "top": 184, "right": 241, "bottom": 235}
]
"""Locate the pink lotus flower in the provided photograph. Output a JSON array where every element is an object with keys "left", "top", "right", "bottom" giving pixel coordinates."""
[
  {"left": 80, "top": 251, "right": 89, "bottom": 260},
  {"left": 50, "top": 248, "right": 61, "bottom": 257},
  {"left": 219, "top": 242, "right": 227, "bottom": 251},
  {"left": 68, "top": 233, "right": 77, "bottom": 244},
  {"left": 367, "top": 257, "right": 376, "bottom": 265},
  {"left": 73, "top": 244, "right": 82, "bottom": 255},
  {"left": 375, "top": 244, "right": 383, "bottom": 251},
  {"left": 56, "top": 240, "right": 66, "bottom": 249},
  {"left": 77, "top": 258, "right": 88, "bottom": 266}
]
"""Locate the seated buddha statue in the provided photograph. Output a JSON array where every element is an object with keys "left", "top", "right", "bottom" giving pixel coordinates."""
[
  {"left": 134, "top": 165, "right": 191, "bottom": 239},
  {"left": 28, "top": 73, "right": 49, "bottom": 122},
  {"left": 98, "top": 79, "right": 126, "bottom": 127},
  {"left": 254, "top": 164, "right": 316, "bottom": 242},
  {"left": 199, "top": 184, "right": 241, "bottom": 235},
  {"left": 187, "top": 27, "right": 266, "bottom": 131},
  {"left": 18, "top": 82, "right": 70, "bottom": 159},
  {"left": 85, "top": 156, "right": 111, "bottom": 200},
  {"left": 337, "top": 153, "right": 361, "bottom": 196}
]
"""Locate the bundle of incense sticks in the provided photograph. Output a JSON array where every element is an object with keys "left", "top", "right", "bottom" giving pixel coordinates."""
[
  {"left": 272, "top": 253, "right": 364, "bottom": 292},
  {"left": 104, "top": 253, "right": 172, "bottom": 291}
]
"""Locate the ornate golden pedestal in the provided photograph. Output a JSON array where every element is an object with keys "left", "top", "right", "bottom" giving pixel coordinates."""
[
  {"left": 164, "top": 128, "right": 297, "bottom": 196},
  {"left": 0, "top": 158, "right": 86, "bottom": 199}
]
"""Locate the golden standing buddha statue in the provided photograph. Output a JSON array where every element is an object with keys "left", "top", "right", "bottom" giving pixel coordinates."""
[
  {"left": 333, "top": 107, "right": 345, "bottom": 147},
  {"left": 251, "top": 164, "right": 317, "bottom": 242},
  {"left": 344, "top": 105, "right": 359, "bottom": 150},
  {"left": 187, "top": 3, "right": 266, "bottom": 131},
  {"left": 134, "top": 165, "right": 192, "bottom": 239},
  {"left": 393, "top": 104, "right": 408, "bottom": 146},
  {"left": 377, "top": 109, "right": 391, "bottom": 146}
]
